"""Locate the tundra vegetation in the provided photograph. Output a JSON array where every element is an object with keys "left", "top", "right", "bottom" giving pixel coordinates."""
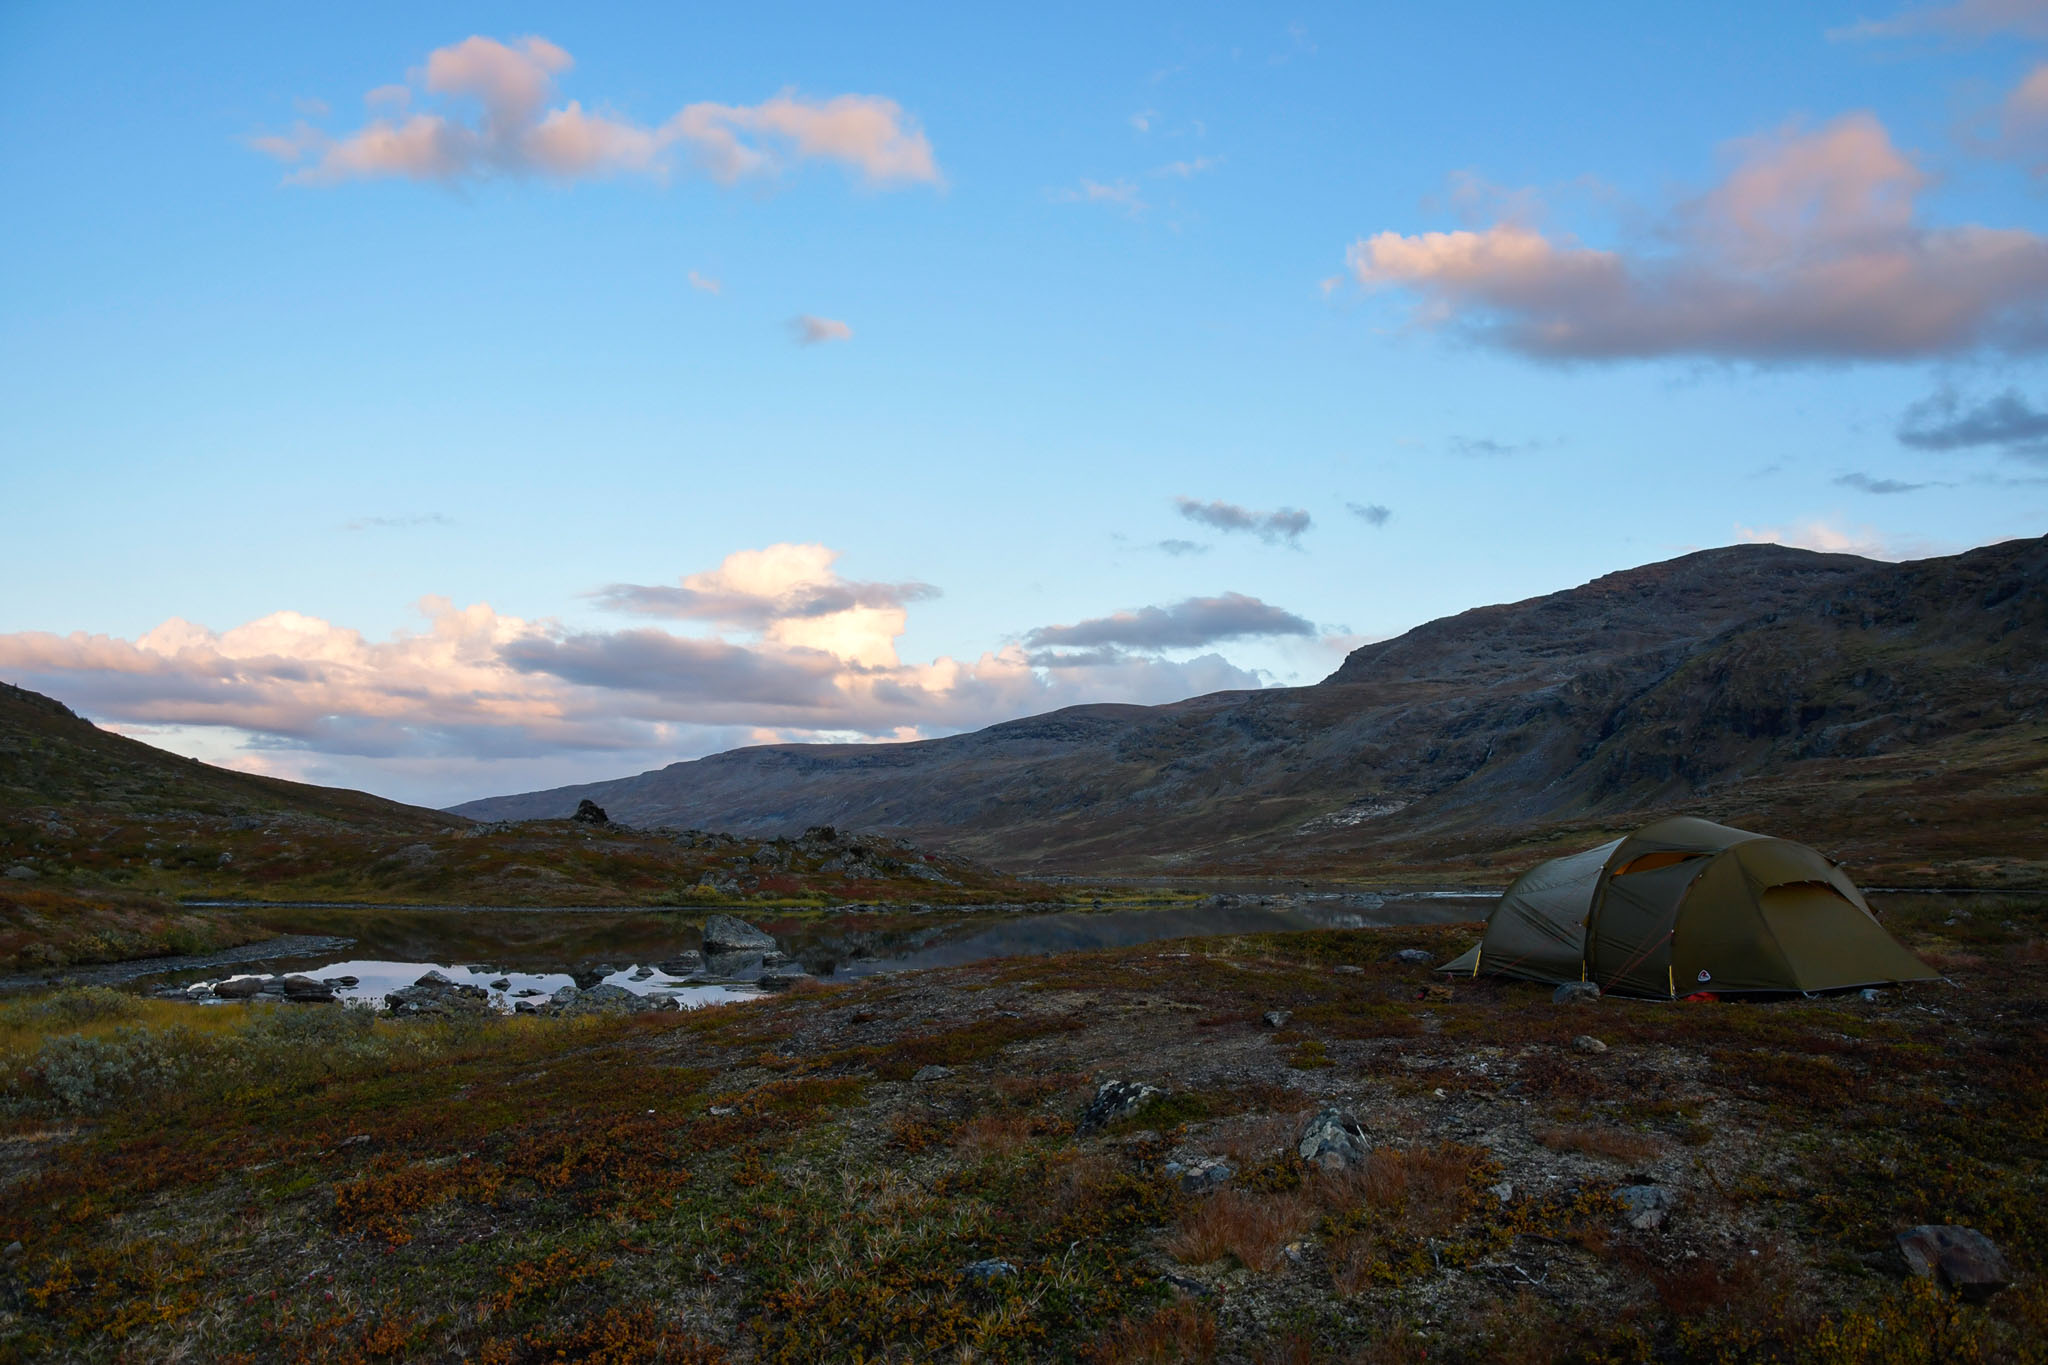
[{"left": 0, "top": 895, "right": 2041, "bottom": 1363}]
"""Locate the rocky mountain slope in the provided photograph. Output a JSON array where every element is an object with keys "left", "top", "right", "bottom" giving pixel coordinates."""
[{"left": 454, "top": 537, "right": 2048, "bottom": 884}]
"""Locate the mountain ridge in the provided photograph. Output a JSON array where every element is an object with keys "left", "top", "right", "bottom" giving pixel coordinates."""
[{"left": 451, "top": 536, "right": 2048, "bottom": 882}]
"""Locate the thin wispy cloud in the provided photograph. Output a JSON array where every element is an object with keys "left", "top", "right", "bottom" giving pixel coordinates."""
[
  {"left": 688, "top": 270, "right": 722, "bottom": 294},
  {"left": 251, "top": 36, "right": 941, "bottom": 188},
  {"left": 1154, "top": 539, "right": 1209, "bottom": 556},
  {"left": 1831, "top": 0, "right": 2048, "bottom": 41},
  {"left": 344, "top": 514, "right": 453, "bottom": 532},
  {"left": 1053, "top": 178, "right": 1146, "bottom": 214},
  {"left": 1155, "top": 156, "right": 1221, "bottom": 178},
  {"left": 1897, "top": 387, "right": 2048, "bottom": 460},
  {"left": 790, "top": 315, "right": 853, "bottom": 345},
  {"left": 1025, "top": 592, "right": 1314, "bottom": 652},
  {"left": 1347, "top": 502, "right": 1392, "bottom": 526},
  {"left": 1347, "top": 114, "right": 2048, "bottom": 362},
  {"left": 1173, "top": 497, "right": 1312, "bottom": 545},
  {"left": 1833, "top": 472, "right": 1937, "bottom": 493},
  {"left": 1449, "top": 436, "right": 1548, "bottom": 458}
]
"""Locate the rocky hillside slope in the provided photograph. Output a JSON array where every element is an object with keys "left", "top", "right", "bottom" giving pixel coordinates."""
[{"left": 453, "top": 537, "right": 2048, "bottom": 884}]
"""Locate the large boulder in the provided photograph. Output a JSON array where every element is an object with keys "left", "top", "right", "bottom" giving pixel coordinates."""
[
  {"left": 1897, "top": 1226, "right": 2013, "bottom": 1301},
  {"left": 702, "top": 915, "right": 778, "bottom": 954},
  {"left": 385, "top": 970, "right": 494, "bottom": 1018},
  {"left": 281, "top": 975, "right": 336, "bottom": 1002},
  {"left": 214, "top": 976, "right": 271, "bottom": 999},
  {"left": 572, "top": 799, "right": 609, "bottom": 825},
  {"left": 1298, "top": 1108, "right": 1370, "bottom": 1170}
]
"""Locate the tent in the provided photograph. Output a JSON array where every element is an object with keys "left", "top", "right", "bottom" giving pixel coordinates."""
[{"left": 1441, "top": 816, "right": 1936, "bottom": 997}]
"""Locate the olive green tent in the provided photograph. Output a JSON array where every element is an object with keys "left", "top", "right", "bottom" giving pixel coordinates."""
[{"left": 1441, "top": 817, "right": 1935, "bottom": 997}]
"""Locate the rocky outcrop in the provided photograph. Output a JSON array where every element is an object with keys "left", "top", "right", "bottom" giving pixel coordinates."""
[
  {"left": 385, "top": 970, "right": 494, "bottom": 1018},
  {"left": 702, "top": 915, "right": 778, "bottom": 954}
]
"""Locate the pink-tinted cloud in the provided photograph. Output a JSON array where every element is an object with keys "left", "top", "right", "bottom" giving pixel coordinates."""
[
  {"left": 790, "top": 315, "right": 853, "bottom": 345},
  {"left": 1831, "top": 0, "right": 2048, "bottom": 41},
  {"left": 253, "top": 36, "right": 940, "bottom": 188},
  {"left": 0, "top": 546, "right": 1268, "bottom": 784},
  {"left": 1346, "top": 114, "right": 2048, "bottom": 361}
]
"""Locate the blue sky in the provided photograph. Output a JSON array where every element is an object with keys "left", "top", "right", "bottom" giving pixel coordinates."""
[{"left": 3, "top": 1, "right": 2046, "bottom": 807}]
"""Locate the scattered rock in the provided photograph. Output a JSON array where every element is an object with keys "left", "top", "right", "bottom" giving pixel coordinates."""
[
  {"left": 1261, "top": 1009, "right": 1293, "bottom": 1029},
  {"left": 214, "top": 976, "right": 270, "bottom": 999},
  {"left": 1388, "top": 949, "right": 1435, "bottom": 965},
  {"left": 702, "top": 915, "right": 778, "bottom": 954},
  {"left": 1164, "top": 1158, "right": 1234, "bottom": 1193},
  {"left": 1298, "top": 1107, "right": 1370, "bottom": 1171},
  {"left": 1489, "top": 1181, "right": 1515, "bottom": 1204},
  {"left": 960, "top": 1259, "right": 1017, "bottom": 1283},
  {"left": 1897, "top": 1226, "right": 2012, "bottom": 1301},
  {"left": 572, "top": 798, "right": 609, "bottom": 825},
  {"left": 4, "top": 865, "right": 37, "bottom": 880},
  {"left": 281, "top": 975, "right": 335, "bottom": 1002},
  {"left": 555, "top": 983, "right": 671, "bottom": 1016},
  {"left": 1080, "top": 1079, "right": 1162, "bottom": 1132},
  {"left": 1553, "top": 982, "right": 1602, "bottom": 1005},
  {"left": 911, "top": 1065, "right": 953, "bottom": 1084},
  {"left": 385, "top": 973, "right": 495, "bottom": 1018},
  {"left": 1615, "top": 1185, "right": 1678, "bottom": 1231},
  {"left": 1573, "top": 1035, "right": 1609, "bottom": 1055}
]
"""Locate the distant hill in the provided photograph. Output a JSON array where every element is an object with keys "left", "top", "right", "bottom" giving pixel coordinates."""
[
  {"left": 0, "top": 682, "right": 453, "bottom": 832},
  {"left": 453, "top": 537, "right": 2048, "bottom": 885}
]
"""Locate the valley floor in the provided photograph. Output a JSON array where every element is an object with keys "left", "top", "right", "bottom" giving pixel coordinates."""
[{"left": 0, "top": 894, "right": 2042, "bottom": 1363}]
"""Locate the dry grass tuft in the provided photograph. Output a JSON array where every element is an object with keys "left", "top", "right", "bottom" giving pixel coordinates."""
[
  {"left": 1533, "top": 1124, "right": 1663, "bottom": 1163},
  {"left": 1088, "top": 1301, "right": 1218, "bottom": 1364},
  {"left": 1167, "top": 1188, "right": 1315, "bottom": 1272}
]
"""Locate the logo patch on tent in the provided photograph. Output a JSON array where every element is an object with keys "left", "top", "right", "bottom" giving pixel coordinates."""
[{"left": 1697, "top": 969, "right": 1712, "bottom": 983}]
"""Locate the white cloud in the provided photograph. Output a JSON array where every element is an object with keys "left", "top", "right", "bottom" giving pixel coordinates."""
[
  {"left": 688, "top": 270, "right": 722, "bottom": 294},
  {"left": 0, "top": 545, "right": 1268, "bottom": 799},
  {"left": 1053, "top": 179, "right": 1147, "bottom": 214},
  {"left": 1731, "top": 518, "right": 1957, "bottom": 561},
  {"left": 253, "top": 36, "right": 940, "bottom": 188},
  {"left": 790, "top": 315, "right": 852, "bottom": 345},
  {"left": 1347, "top": 114, "right": 2048, "bottom": 361}
]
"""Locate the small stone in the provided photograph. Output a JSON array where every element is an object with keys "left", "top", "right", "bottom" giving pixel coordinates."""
[
  {"left": 1282, "top": 1241, "right": 1310, "bottom": 1265},
  {"left": 490, "top": 978, "right": 512, "bottom": 989},
  {"left": 1859, "top": 988, "right": 1886, "bottom": 1003},
  {"left": 1615, "top": 1185, "right": 1678, "bottom": 1231},
  {"left": 708, "top": 1106, "right": 738, "bottom": 1117},
  {"left": 1553, "top": 981, "right": 1602, "bottom": 1005},
  {"left": 1080, "top": 1079, "right": 1162, "bottom": 1132},
  {"left": 2, "top": 1241, "right": 19, "bottom": 1257},
  {"left": 912, "top": 1065, "right": 953, "bottom": 1084},
  {"left": 1489, "top": 1181, "right": 1515, "bottom": 1204},
  {"left": 960, "top": 1259, "right": 1017, "bottom": 1283},
  {"left": 1333, "top": 964, "right": 1364, "bottom": 975},
  {"left": 1162, "top": 1272, "right": 1210, "bottom": 1296},
  {"left": 1262, "top": 1009, "right": 1293, "bottom": 1029},
  {"left": 630, "top": 967, "right": 654, "bottom": 981},
  {"left": 1388, "top": 949, "right": 1435, "bottom": 965},
  {"left": 1573, "top": 1035, "right": 1609, "bottom": 1054},
  {"left": 1297, "top": 1107, "right": 1370, "bottom": 1171},
  {"left": 1897, "top": 1226, "right": 2012, "bottom": 1301}
]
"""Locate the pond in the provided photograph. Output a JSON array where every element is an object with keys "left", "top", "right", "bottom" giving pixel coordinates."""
[{"left": 137, "top": 890, "right": 1499, "bottom": 1011}]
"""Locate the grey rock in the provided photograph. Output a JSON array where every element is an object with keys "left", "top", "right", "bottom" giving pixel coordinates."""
[
  {"left": 961, "top": 1259, "right": 1017, "bottom": 1283},
  {"left": 214, "top": 976, "right": 270, "bottom": 999},
  {"left": 657, "top": 952, "right": 704, "bottom": 975},
  {"left": 1261, "top": 1009, "right": 1293, "bottom": 1029},
  {"left": 184, "top": 981, "right": 217, "bottom": 999},
  {"left": 1615, "top": 1185, "right": 1678, "bottom": 1231},
  {"left": 1897, "top": 1225, "right": 2012, "bottom": 1301},
  {"left": 1573, "top": 1035, "right": 1609, "bottom": 1054},
  {"left": 630, "top": 966, "right": 654, "bottom": 981},
  {"left": 551, "top": 984, "right": 580, "bottom": 1005},
  {"left": 912, "top": 1065, "right": 953, "bottom": 1084},
  {"left": 1333, "top": 965, "right": 1365, "bottom": 975},
  {"left": 1168, "top": 1158, "right": 1234, "bottom": 1193},
  {"left": 702, "top": 914, "right": 778, "bottom": 954},
  {"left": 1859, "top": 988, "right": 1886, "bottom": 1003},
  {"left": 512, "top": 987, "right": 544, "bottom": 997},
  {"left": 1388, "top": 949, "right": 1435, "bottom": 965},
  {"left": 757, "top": 970, "right": 809, "bottom": 991},
  {"left": 1080, "top": 1079, "right": 1162, "bottom": 1132},
  {"left": 281, "top": 975, "right": 335, "bottom": 1001},
  {"left": 572, "top": 798, "right": 609, "bottom": 825},
  {"left": 1298, "top": 1107, "right": 1370, "bottom": 1171},
  {"left": 415, "top": 969, "right": 456, "bottom": 988},
  {"left": 2, "top": 1241, "right": 20, "bottom": 1257},
  {"left": 490, "top": 978, "right": 512, "bottom": 990},
  {"left": 702, "top": 951, "right": 767, "bottom": 978},
  {"left": 322, "top": 975, "right": 360, "bottom": 988},
  {"left": 385, "top": 975, "right": 494, "bottom": 1017},
  {"left": 1553, "top": 981, "right": 1602, "bottom": 1005},
  {"left": 556, "top": 983, "right": 670, "bottom": 1016},
  {"left": 4, "top": 864, "right": 37, "bottom": 880},
  {"left": 1161, "top": 1272, "right": 1210, "bottom": 1296},
  {"left": 1489, "top": 1181, "right": 1515, "bottom": 1204}
]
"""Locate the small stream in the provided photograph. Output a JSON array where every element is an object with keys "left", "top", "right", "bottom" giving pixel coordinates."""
[{"left": 121, "top": 890, "right": 1498, "bottom": 1011}]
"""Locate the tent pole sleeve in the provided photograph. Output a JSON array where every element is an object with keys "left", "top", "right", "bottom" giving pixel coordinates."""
[
  {"left": 1473, "top": 947, "right": 1482, "bottom": 978},
  {"left": 1668, "top": 965, "right": 1674, "bottom": 999}
]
